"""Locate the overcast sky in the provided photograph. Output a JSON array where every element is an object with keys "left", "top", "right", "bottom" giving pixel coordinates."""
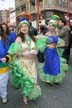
[{"left": 0, "top": 0, "right": 15, "bottom": 10}]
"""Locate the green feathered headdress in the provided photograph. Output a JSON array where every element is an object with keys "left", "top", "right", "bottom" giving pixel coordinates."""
[
  {"left": 50, "top": 15, "right": 60, "bottom": 20},
  {"left": 49, "top": 15, "right": 60, "bottom": 28}
]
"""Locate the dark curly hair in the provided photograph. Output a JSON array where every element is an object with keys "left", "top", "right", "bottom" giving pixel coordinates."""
[
  {"left": 40, "top": 25, "right": 47, "bottom": 35},
  {"left": 16, "top": 29, "right": 36, "bottom": 42}
]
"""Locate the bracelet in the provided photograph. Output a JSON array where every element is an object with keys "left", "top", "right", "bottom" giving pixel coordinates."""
[{"left": 5, "top": 56, "right": 9, "bottom": 62}]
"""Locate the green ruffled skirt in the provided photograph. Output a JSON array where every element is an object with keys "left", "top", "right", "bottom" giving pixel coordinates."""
[
  {"left": 8, "top": 42, "right": 41, "bottom": 100},
  {"left": 10, "top": 58, "right": 41, "bottom": 100},
  {"left": 38, "top": 56, "right": 68, "bottom": 84},
  {"left": 35, "top": 37, "right": 68, "bottom": 84}
]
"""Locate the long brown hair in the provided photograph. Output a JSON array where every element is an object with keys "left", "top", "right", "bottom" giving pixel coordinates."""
[
  {"left": 17, "top": 25, "right": 35, "bottom": 42},
  {"left": 1, "top": 22, "right": 10, "bottom": 35},
  {"left": 0, "top": 24, "right": 7, "bottom": 44},
  {"left": 17, "top": 30, "right": 35, "bottom": 42}
]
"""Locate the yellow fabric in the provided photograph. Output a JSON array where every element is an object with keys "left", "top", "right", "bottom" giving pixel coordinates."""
[
  {"left": 0, "top": 67, "right": 10, "bottom": 74},
  {"left": 0, "top": 55, "right": 11, "bottom": 74},
  {"left": 20, "top": 57, "right": 37, "bottom": 82}
]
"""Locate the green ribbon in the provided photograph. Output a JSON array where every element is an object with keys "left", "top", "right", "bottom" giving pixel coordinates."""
[{"left": 0, "top": 62, "right": 9, "bottom": 68}]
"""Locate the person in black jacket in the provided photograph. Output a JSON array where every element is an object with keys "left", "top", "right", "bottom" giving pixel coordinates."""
[
  {"left": 58, "top": 18, "right": 70, "bottom": 64},
  {"left": 29, "top": 22, "right": 38, "bottom": 36},
  {"left": 69, "top": 21, "right": 72, "bottom": 48},
  {"left": 37, "top": 25, "right": 47, "bottom": 63}
]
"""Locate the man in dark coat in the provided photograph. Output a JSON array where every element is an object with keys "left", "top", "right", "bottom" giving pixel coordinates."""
[{"left": 58, "top": 18, "right": 70, "bottom": 64}]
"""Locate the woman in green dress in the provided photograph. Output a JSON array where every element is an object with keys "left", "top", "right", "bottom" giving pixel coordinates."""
[{"left": 8, "top": 17, "right": 41, "bottom": 104}]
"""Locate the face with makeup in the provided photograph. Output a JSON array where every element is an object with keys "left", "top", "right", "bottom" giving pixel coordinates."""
[
  {"left": 20, "top": 23, "right": 29, "bottom": 35},
  {"left": 48, "top": 23, "right": 56, "bottom": 32}
]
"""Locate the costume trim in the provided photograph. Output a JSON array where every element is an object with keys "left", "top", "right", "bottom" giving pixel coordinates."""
[
  {"left": 6, "top": 55, "right": 12, "bottom": 62},
  {"left": 0, "top": 67, "right": 9, "bottom": 74}
]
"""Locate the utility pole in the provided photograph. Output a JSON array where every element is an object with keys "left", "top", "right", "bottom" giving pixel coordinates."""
[
  {"left": 66, "top": 0, "right": 70, "bottom": 26},
  {"left": 37, "top": 0, "right": 40, "bottom": 31}
]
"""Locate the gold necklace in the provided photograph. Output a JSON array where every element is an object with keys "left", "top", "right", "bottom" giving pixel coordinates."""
[{"left": 26, "top": 36, "right": 31, "bottom": 51}]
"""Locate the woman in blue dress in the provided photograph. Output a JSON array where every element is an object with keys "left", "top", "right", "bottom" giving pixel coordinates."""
[{"left": 36, "top": 22, "right": 68, "bottom": 85}]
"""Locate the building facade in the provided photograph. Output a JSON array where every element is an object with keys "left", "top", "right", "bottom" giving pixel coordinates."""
[
  {"left": 15, "top": 0, "right": 72, "bottom": 19},
  {"left": 15, "top": 0, "right": 72, "bottom": 27},
  {"left": 0, "top": 10, "right": 9, "bottom": 23}
]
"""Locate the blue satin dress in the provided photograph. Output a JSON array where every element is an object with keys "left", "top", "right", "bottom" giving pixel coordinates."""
[{"left": 43, "top": 36, "right": 60, "bottom": 76}]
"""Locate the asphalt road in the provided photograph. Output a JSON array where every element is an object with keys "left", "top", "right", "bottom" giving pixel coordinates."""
[{"left": 0, "top": 49, "right": 72, "bottom": 108}]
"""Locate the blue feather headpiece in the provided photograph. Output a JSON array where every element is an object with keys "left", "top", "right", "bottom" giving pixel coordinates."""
[{"left": 19, "top": 17, "right": 30, "bottom": 26}]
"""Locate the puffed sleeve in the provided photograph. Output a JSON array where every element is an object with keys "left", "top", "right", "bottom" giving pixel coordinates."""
[
  {"left": 35, "top": 35, "right": 49, "bottom": 52},
  {"left": 8, "top": 42, "right": 23, "bottom": 55}
]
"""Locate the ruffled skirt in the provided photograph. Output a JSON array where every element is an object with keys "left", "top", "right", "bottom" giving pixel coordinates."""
[
  {"left": 10, "top": 57, "right": 41, "bottom": 100},
  {"left": 38, "top": 48, "right": 68, "bottom": 84}
]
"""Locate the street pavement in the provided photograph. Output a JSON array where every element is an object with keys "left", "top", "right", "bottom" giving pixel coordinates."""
[{"left": 0, "top": 49, "right": 72, "bottom": 108}]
